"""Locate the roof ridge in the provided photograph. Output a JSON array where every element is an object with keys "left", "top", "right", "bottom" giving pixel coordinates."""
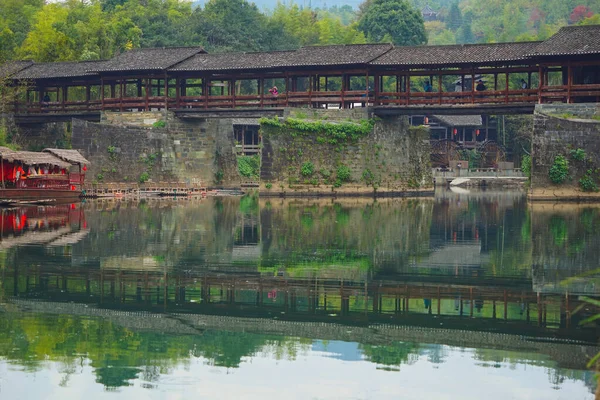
[
  {"left": 299, "top": 43, "right": 392, "bottom": 49},
  {"left": 128, "top": 46, "right": 205, "bottom": 51}
]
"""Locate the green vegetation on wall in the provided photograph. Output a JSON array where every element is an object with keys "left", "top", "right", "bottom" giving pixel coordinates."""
[{"left": 237, "top": 154, "right": 261, "bottom": 179}]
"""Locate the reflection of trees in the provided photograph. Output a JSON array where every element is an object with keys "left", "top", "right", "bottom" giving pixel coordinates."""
[
  {"left": 0, "top": 312, "right": 303, "bottom": 388},
  {"left": 359, "top": 341, "right": 420, "bottom": 367}
]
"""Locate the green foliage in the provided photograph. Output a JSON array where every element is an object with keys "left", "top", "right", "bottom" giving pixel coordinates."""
[
  {"left": 362, "top": 168, "right": 379, "bottom": 188},
  {"left": 265, "top": 182, "right": 272, "bottom": 189},
  {"left": 579, "top": 170, "right": 599, "bottom": 192},
  {"left": 549, "top": 155, "right": 569, "bottom": 184},
  {"left": 261, "top": 117, "right": 375, "bottom": 146},
  {"left": 139, "top": 171, "right": 149, "bottom": 183},
  {"left": 301, "top": 162, "right": 314, "bottom": 177},
  {"left": 237, "top": 154, "right": 261, "bottom": 179},
  {"left": 96, "top": 173, "right": 104, "bottom": 181},
  {"left": 319, "top": 168, "right": 331, "bottom": 179},
  {"left": 214, "top": 169, "right": 224, "bottom": 184},
  {"left": 521, "top": 155, "right": 531, "bottom": 178},
  {"left": 336, "top": 165, "right": 351, "bottom": 182},
  {"left": 570, "top": 148, "right": 586, "bottom": 161},
  {"left": 152, "top": 120, "right": 166, "bottom": 128},
  {"left": 358, "top": 0, "right": 426, "bottom": 45}
]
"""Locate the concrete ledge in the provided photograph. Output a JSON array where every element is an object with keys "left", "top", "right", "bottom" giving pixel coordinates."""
[
  {"left": 259, "top": 184, "right": 434, "bottom": 198},
  {"left": 528, "top": 187, "right": 600, "bottom": 202}
]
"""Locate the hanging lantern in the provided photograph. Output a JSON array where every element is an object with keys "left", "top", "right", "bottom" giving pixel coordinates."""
[
  {"left": 475, "top": 129, "right": 480, "bottom": 136},
  {"left": 453, "top": 128, "right": 458, "bottom": 135},
  {"left": 83, "top": 165, "right": 87, "bottom": 171}
]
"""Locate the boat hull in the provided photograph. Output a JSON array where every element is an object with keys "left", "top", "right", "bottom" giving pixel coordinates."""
[{"left": 0, "top": 188, "right": 82, "bottom": 201}]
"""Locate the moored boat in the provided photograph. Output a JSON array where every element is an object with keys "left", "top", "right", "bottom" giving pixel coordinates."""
[{"left": 0, "top": 147, "right": 89, "bottom": 201}]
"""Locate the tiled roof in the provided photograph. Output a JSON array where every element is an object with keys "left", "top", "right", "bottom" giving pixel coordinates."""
[
  {"left": 171, "top": 50, "right": 296, "bottom": 72},
  {"left": 93, "top": 47, "right": 205, "bottom": 72},
  {"left": 432, "top": 115, "right": 482, "bottom": 127},
  {"left": 371, "top": 42, "right": 542, "bottom": 66},
  {"left": 0, "top": 61, "right": 33, "bottom": 79},
  {"left": 528, "top": 25, "right": 600, "bottom": 57},
  {"left": 171, "top": 44, "right": 393, "bottom": 72},
  {"left": 11, "top": 60, "right": 107, "bottom": 80},
  {"left": 293, "top": 43, "right": 393, "bottom": 66}
]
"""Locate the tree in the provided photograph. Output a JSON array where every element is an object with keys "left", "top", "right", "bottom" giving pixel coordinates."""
[
  {"left": 358, "top": 0, "right": 427, "bottom": 46},
  {"left": 446, "top": 2, "right": 462, "bottom": 31},
  {"left": 570, "top": 5, "right": 593, "bottom": 24}
]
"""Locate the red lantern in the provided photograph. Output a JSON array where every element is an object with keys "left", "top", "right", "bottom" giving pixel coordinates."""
[
  {"left": 453, "top": 128, "right": 458, "bottom": 135},
  {"left": 475, "top": 129, "right": 480, "bottom": 136},
  {"left": 71, "top": 185, "right": 76, "bottom": 191},
  {"left": 83, "top": 165, "right": 87, "bottom": 171}
]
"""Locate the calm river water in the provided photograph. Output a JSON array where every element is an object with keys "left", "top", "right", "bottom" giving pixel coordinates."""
[{"left": 0, "top": 189, "right": 599, "bottom": 399}]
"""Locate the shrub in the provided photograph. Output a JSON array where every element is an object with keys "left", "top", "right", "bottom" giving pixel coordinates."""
[
  {"left": 319, "top": 168, "right": 331, "bottom": 178},
  {"left": 265, "top": 182, "right": 273, "bottom": 189},
  {"left": 139, "top": 172, "right": 149, "bottom": 183},
  {"left": 579, "top": 170, "right": 599, "bottom": 192},
  {"left": 549, "top": 155, "right": 569, "bottom": 184},
  {"left": 570, "top": 148, "right": 586, "bottom": 161},
  {"left": 521, "top": 155, "right": 531, "bottom": 178},
  {"left": 152, "top": 120, "right": 166, "bottom": 128},
  {"left": 337, "top": 165, "right": 351, "bottom": 182},
  {"left": 301, "top": 161, "right": 314, "bottom": 177}
]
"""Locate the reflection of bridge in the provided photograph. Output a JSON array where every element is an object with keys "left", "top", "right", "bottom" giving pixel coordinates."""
[
  {"left": 5, "top": 265, "right": 598, "bottom": 343},
  {"left": 4, "top": 297, "right": 597, "bottom": 371},
  {"left": 2, "top": 25, "right": 599, "bottom": 122}
]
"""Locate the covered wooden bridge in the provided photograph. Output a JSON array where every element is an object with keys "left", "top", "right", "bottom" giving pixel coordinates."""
[{"left": 1, "top": 25, "right": 599, "bottom": 117}]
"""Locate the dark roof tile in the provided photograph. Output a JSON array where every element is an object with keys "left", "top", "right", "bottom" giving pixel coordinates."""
[
  {"left": 94, "top": 47, "right": 205, "bottom": 72},
  {"left": 0, "top": 61, "right": 34, "bottom": 79},
  {"left": 11, "top": 60, "right": 107, "bottom": 80},
  {"left": 293, "top": 43, "right": 393, "bottom": 66},
  {"left": 371, "top": 42, "right": 541, "bottom": 66},
  {"left": 171, "top": 50, "right": 296, "bottom": 72},
  {"left": 528, "top": 25, "right": 600, "bottom": 57}
]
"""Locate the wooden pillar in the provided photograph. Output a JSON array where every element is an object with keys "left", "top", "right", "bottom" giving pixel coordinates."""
[
  {"left": 567, "top": 62, "right": 573, "bottom": 103},
  {"left": 470, "top": 68, "right": 475, "bottom": 104},
  {"left": 203, "top": 77, "right": 209, "bottom": 109},
  {"left": 85, "top": 85, "right": 91, "bottom": 110},
  {"left": 437, "top": 286, "right": 441, "bottom": 315},
  {"left": 137, "top": 79, "right": 143, "bottom": 97},
  {"left": 494, "top": 74, "right": 498, "bottom": 91},
  {"left": 505, "top": 72, "right": 509, "bottom": 103},
  {"left": 119, "top": 79, "right": 123, "bottom": 111},
  {"left": 62, "top": 85, "right": 67, "bottom": 111},
  {"left": 406, "top": 74, "right": 411, "bottom": 105},
  {"left": 231, "top": 79, "right": 236, "bottom": 108},
  {"left": 164, "top": 73, "right": 168, "bottom": 110},
  {"left": 438, "top": 73, "right": 443, "bottom": 104},
  {"left": 373, "top": 73, "right": 379, "bottom": 106},
  {"left": 341, "top": 73, "right": 346, "bottom": 108},
  {"left": 259, "top": 77, "right": 264, "bottom": 108},
  {"left": 175, "top": 78, "right": 181, "bottom": 108},
  {"left": 145, "top": 78, "right": 150, "bottom": 111},
  {"left": 537, "top": 66, "right": 543, "bottom": 104}
]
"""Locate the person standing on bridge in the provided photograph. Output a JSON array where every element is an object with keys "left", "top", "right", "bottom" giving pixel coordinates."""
[
  {"left": 476, "top": 80, "right": 486, "bottom": 91},
  {"left": 423, "top": 80, "right": 432, "bottom": 92}
]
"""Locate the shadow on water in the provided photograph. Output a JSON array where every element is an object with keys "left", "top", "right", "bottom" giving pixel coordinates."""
[{"left": 0, "top": 191, "right": 599, "bottom": 394}]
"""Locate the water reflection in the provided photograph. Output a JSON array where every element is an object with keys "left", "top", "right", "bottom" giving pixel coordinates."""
[{"left": 0, "top": 192, "right": 599, "bottom": 398}]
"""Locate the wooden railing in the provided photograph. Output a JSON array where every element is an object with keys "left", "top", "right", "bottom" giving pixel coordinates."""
[{"left": 9, "top": 84, "right": 600, "bottom": 114}]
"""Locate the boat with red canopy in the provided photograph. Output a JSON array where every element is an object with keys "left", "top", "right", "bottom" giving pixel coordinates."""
[{"left": 0, "top": 147, "right": 89, "bottom": 200}]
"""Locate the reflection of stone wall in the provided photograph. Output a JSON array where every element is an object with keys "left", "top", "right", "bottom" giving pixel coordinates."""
[
  {"left": 531, "top": 203, "right": 600, "bottom": 294},
  {"left": 532, "top": 104, "right": 600, "bottom": 188},
  {"left": 259, "top": 198, "right": 433, "bottom": 272}
]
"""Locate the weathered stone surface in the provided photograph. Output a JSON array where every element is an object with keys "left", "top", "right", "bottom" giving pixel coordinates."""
[
  {"left": 261, "top": 110, "right": 432, "bottom": 193},
  {"left": 531, "top": 104, "right": 600, "bottom": 190}
]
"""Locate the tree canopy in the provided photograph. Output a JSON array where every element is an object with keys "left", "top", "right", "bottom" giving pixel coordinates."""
[{"left": 0, "top": 0, "right": 597, "bottom": 63}]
